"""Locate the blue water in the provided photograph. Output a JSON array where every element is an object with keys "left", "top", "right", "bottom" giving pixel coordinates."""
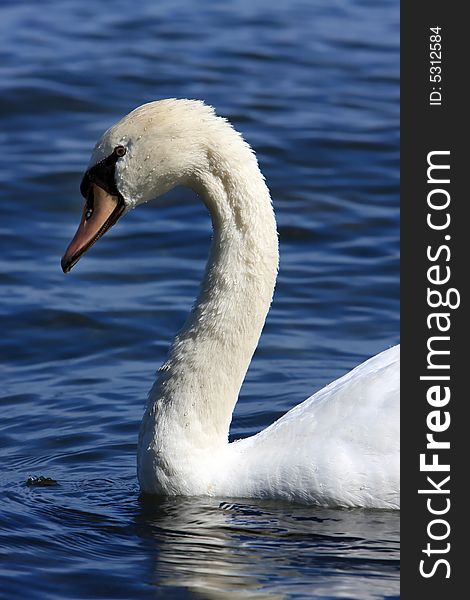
[{"left": 0, "top": 1, "right": 399, "bottom": 598}]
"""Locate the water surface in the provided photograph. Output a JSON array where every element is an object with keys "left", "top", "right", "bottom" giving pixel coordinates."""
[{"left": 0, "top": 1, "right": 399, "bottom": 598}]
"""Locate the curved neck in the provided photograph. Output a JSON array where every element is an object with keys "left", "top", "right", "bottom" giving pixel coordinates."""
[{"left": 146, "top": 148, "right": 278, "bottom": 453}]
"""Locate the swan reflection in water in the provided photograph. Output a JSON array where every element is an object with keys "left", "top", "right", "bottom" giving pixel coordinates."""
[{"left": 134, "top": 495, "right": 400, "bottom": 599}]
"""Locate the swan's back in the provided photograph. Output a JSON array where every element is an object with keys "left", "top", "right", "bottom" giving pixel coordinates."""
[{"left": 227, "top": 345, "right": 399, "bottom": 508}]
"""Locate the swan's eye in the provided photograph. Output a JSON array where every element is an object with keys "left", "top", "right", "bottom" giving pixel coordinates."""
[{"left": 114, "top": 145, "right": 127, "bottom": 157}]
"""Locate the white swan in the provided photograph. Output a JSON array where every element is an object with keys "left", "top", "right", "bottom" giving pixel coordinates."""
[{"left": 62, "top": 99, "right": 399, "bottom": 509}]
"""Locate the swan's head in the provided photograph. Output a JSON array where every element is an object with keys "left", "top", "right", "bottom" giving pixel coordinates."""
[{"left": 61, "top": 98, "right": 226, "bottom": 273}]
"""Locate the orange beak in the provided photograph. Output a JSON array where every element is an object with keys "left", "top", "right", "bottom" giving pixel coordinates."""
[{"left": 61, "top": 183, "right": 125, "bottom": 273}]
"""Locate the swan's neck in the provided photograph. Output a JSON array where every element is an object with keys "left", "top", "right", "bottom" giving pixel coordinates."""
[{"left": 140, "top": 143, "right": 278, "bottom": 473}]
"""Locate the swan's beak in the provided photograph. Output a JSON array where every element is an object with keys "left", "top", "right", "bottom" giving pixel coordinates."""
[{"left": 61, "top": 184, "right": 125, "bottom": 273}]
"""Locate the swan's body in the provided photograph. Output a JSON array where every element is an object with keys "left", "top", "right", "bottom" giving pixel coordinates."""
[{"left": 62, "top": 99, "right": 400, "bottom": 509}]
